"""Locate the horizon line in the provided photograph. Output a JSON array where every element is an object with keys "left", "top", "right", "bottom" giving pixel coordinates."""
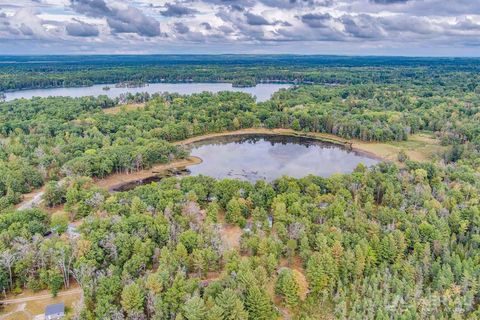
[{"left": 1, "top": 53, "right": 480, "bottom": 59}]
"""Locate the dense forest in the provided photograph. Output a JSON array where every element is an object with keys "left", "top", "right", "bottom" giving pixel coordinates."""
[
  {"left": 1, "top": 55, "right": 480, "bottom": 91},
  {"left": 0, "top": 58, "right": 480, "bottom": 319}
]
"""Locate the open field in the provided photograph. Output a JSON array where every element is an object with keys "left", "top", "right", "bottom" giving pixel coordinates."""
[
  {"left": 353, "top": 132, "right": 447, "bottom": 163},
  {"left": 102, "top": 103, "right": 145, "bottom": 114}
]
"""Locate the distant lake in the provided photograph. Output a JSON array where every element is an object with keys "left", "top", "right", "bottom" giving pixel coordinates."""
[
  {"left": 187, "top": 135, "right": 379, "bottom": 182},
  {"left": 4, "top": 83, "right": 290, "bottom": 102}
]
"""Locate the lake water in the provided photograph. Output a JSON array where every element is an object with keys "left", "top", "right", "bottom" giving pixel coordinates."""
[
  {"left": 187, "top": 135, "right": 379, "bottom": 182},
  {"left": 4, "top": 83, "right": 290, "bottom": 102}
]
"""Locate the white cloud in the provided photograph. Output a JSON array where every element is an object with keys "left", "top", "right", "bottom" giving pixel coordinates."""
[{"left": 0, "top": 0, "right": 479, "bottom": 55}]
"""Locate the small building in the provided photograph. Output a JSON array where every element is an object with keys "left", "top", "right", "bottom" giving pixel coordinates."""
[{"left": 45, "top": 303, "right": 65, "bottom": 320}]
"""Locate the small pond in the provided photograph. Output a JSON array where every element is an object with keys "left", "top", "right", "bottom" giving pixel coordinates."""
[
  {"left": 187, "top": 134, "right": 379, "bottom": 182},
  {"left": 111, "top": 134, "right": 380, "bottom": 191},
  {"left": 4, "top": 83, "right": 290, "bottom": 102}
]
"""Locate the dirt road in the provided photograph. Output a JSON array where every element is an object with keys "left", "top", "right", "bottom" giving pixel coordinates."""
[{"left": 1, "top": 288, "right": 82, "bottom": 305}]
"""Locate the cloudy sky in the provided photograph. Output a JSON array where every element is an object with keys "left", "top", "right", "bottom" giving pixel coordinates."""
[{"left": 1, "top": 0, "right": 480, "bottom": 56}]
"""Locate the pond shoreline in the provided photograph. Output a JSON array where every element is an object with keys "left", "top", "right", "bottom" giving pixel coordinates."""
[
  {"left": 95, "top": 156, "right": 203, "bottom": 192},
  {"left": 15, "top": 128, "right": 443, "bottom": 208},
  {"left": 15, "top": 128, "right": 416, "bottom": 208},
  {"left": 176, "top": 128, "right": 385, "bottom": 162},
  {"left": 105, "top": 128, "right": 384, "bottom": 191},
  {"left": 17, "top": 128, "right": 410, "bottom": 207}
]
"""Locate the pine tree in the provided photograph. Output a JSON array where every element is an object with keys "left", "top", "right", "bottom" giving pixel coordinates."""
[
  {"left": 215, "top": 288, "right": 248, "bottom": 320},
  {"left": 183, "top": 295, "right": 207, "bottom": 320},
  {"left": 275, "top": 268, "right": 300, "bottom": 307},
  {"left": 206, "top": 305, "right": 225, "bottom": 320},
  {"left": 121, "top": 282, "right": 144, "bottom": 314},
  {"left": 131, "top": 196, "right": 148, "bottom": 215},
  {"left": 206, "top": 201, "right": 220, "bottom": 222},
  {"left": 245, "top": 286, "right": 275, "bottom": 320},
  {"left": 286, "top": 239, "right": 297, "bottom": 265},
  {"left": 306, "top": 251, "right": 337, "bottom": 295},
  {"left": 192, "top": 249, "right": 206, "bottom": 276},
  {"left": 226, "top": 198, "right": 242, "bottom": 224}
]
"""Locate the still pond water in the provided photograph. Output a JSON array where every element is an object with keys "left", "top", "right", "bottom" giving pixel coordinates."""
[
  {"left": 187, "top": 135, "right": 379, "bottom": 182},
  {"left": 4, "top": 83, "right": 290, "bottom": 102}
]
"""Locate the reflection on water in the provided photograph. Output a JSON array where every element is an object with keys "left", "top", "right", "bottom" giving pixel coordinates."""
[
  {"left": 188, "top": 135, "right": 379, "bottom": 182},
  {"left": 4, "top": 83, "right": 290, "bottom": 102}
]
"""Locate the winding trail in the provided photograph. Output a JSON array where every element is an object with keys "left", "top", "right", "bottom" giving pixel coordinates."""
[
  {"left": 17, "top": 191, "right": 44, "bottom": 210},
  {"left": 15, "top": 186, "right": 45, "bottom": 211}
]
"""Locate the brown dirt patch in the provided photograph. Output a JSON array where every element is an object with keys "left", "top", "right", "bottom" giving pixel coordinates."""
[
  {"left": 219, "top": 224, "right": 243, "bottom": 250},
  {"left": 216, "top": 213, "right": 243, "bottom": 251},
  {"left": 14, "top": 187, "right": 45, "bottom": 210}
]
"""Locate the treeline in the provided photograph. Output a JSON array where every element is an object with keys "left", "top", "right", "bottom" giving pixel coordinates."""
[
  {"left": 63, "top": 140, "right": 185, "bottom": 177},
  {"left": 1, "top": 55, "right": 480, "bottom": 91},
  {"left": 1, "top": 160, "right": 479, "bottom": 318}
]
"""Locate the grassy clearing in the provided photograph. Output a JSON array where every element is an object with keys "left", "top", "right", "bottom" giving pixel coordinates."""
[
  {"left": 103, "top": 103, "right": 145, "bottom": 114},
  {"left": 219, "top": 224, "right": 243, "bottom": 251},
  {"left": 354, "top": 132, "right": 446, "bottom": 163}
]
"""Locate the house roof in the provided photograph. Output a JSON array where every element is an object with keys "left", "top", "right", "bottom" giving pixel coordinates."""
[{"left": 45, "top": 303, "right": 64, "bottom": 315}]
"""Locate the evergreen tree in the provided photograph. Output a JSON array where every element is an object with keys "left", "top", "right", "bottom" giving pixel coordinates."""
[
  {"left": 183, "top": 295, "right": 207, "bottom": 320},
  {"left": 275, "top": 268, "right": 300, "bottom": 307},
  {"left": 206, "top": 305, "right": 225, "bottom": 320},
  {"left": 215, "top": 288, "right": 249, "bottom": 320},
  {"left": 306, "top": 251, "right": 338, "bottom": 295},
  {"left": 121, "top": 282, "right": 145, "bottom": 314},
  {"left": 226, "top": 198, "right": 242, "bottom": 224},
  {"left": 245, "top": 286, "right": 275, "bottom": 320}
]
